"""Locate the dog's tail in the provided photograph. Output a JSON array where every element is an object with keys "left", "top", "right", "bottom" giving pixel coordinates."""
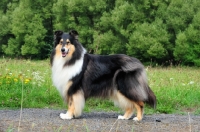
[
  {"left": 145, "top": 86, "right": 157, "bottom": 109},
  {"left": 114, "top": 55, "right": 156, "bottom": 108}
]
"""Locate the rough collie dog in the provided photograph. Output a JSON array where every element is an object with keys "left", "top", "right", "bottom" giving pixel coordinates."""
[{"left": 50, "top": 30, "right": 156, "bottom": 121}]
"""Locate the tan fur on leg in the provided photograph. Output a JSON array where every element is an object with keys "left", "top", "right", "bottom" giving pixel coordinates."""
[
  {"left": 72, "top": 90, "right": 85, "bottom": 117},
  {"left": 133, "top": 101, "right": 144, "bottom": 121},
  {"left": 111, "top": 91, "right": 134, "bottom": 120},
  {"left": 60, "top": 90, "right": 85, "bottom": 119},
  {"left": 60, "top": 97, "right": 74, "bottom": 119},
  {"left": 118, "top": 107, "right": 134, "bottom": 119}
]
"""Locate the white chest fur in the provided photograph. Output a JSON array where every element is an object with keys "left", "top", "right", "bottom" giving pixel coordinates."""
[{"left": 51, "top": 56, "right": 84, "bottom": 97}]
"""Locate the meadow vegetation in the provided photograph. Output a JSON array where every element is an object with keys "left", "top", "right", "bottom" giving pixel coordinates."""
[{"left": 0, "top": 58, "right": 200, "bottom": 115}]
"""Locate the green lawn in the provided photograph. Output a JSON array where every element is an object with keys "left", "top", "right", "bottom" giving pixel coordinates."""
[{"left": 0, "top": 58, "right": 200, "bottom": 114}]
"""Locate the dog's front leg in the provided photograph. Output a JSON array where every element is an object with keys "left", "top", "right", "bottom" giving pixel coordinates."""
[
  {"left": 60, "top": 90, "right": 85, "bottom": 120},
  {"left": 60, "top": 97, "right": 74, "bottom": 119}
]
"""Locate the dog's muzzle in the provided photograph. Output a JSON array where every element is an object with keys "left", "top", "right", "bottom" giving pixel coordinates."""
[{"left": 61, "top": 47, "right": 69, "bottom": 57}]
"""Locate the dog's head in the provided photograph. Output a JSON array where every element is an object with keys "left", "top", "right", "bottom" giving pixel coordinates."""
[{"left": 54, "top": 30, "right": 79, "bottom": 58}]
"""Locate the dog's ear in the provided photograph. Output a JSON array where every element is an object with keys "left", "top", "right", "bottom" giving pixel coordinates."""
[
  {"left": 54, "top": 30, "right": 63, "bottom": 47},
  {"left": 69, "top": 30, "right": 79, "bottom": 39},
  {"left": 54, "top": 30, "right": 63, "bottom": 36}
]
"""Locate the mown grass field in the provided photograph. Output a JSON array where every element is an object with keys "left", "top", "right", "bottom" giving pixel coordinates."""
[{"left": 0, "top": 57, "right": 200, "bottom": 114}]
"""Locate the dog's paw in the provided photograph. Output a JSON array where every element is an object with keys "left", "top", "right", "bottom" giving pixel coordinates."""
[
  {"left": 118, "top": 115, "right": 126, "bottom": 120},
  {"left": 60, "top": 113, "right": 73, "bottom": 120},
  {"left": 118, "top": 115, "right": 131, "bottom": 120},
  {"left": 133, "top": 117, "right": 139, "bottom": 121}
]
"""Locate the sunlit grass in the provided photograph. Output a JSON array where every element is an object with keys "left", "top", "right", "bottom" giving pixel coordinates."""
[
  {"left": 0, "top": 57, "right": 200, "bottom": 114},
  {"left": 147, "top": 67, "right": 200, "bottom": 114},
  {"left": 0, "top": 58, "right": 62, "bottom": 109}
]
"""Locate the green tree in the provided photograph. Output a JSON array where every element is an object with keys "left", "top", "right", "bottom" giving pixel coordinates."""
[
  {"left": 1, "top": 0, "right": 55, "bottom": 58},
  {"left": 31, "top": 0, "right": 55, "bottom": 58},
  {"left": 0, "top": 0, "right": 10, "bottom": 13},
  {"left": 159, "top": 0, "right": 198, "bottom": 61},
  {"left": 0, "top": 0, "right": 200, "bottom": 66},
  {"left": 174, "top": 10, "right": 200, "bottom": 66},
  {"left": 93, "top": 0, "right": 171, "bottom": 59},
  {"left": 53, "top": 0, "right": 107, "bottom": 50},
  {"left": 2, "top": 0, "right": 46, "bottom": 58},
  {"left": 93, "top": 1, "right": 136, "bottom": 54},
  {"left": 127, "top": 19, "right": 169, "bottom": 62},
  {"left": 0, "top": 1, "right": 18, "bottom": 55},
  {"left": 0, "top": 12, "right": 9, "bottom": 55}
]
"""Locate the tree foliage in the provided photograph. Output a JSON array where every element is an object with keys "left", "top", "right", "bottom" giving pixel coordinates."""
[
  {"left": 127, "top": 19, "right": 169, "bottom": 62},
  {"left": 0, "top": 0, "right": 200, "bottom": 66},
  {"left": 174, "top": 11, "right": 200, "bottom": 66}
]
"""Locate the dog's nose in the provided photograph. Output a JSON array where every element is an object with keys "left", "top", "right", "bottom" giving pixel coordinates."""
[{"left": 61, "top": 48, "right": 65, "bottom": 52}]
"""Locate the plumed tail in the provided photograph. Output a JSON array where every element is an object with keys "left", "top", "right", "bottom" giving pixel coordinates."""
[
  {"left": 114, "top": 55, "right": 156, "bottom": 108},
  {"left": 115, "top": 54, "right": 145, "bottom": 72},
  {"left": 146, "top": 87, "right": 157, "bottom": 109}
]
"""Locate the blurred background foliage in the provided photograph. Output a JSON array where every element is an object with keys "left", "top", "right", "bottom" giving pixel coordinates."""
[{"left": 0, "top": 0, "right": 200, "bottom": 66}]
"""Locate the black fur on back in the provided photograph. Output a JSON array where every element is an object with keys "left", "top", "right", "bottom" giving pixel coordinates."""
[{"left": 68, "top": 53, "right": 156, "bottom": 108}]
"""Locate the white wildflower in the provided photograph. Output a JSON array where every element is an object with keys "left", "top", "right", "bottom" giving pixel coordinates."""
[
  {"left": 188, "top": 81, "right": 194, "bottom": 85},
  {"left": 182, "top": 83, "right": 186, "bottom": 86},
  {"left": 32, "top": 71, "right": 45, "bottom": 86}
]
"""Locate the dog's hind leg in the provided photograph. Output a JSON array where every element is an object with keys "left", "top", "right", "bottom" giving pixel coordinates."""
[
  {"left": 132, "top": 101, "right": 144, "bottom": 121},
  {"left": 111, "top": 91, "right": 134, "bottom": 120},
  {"left": 60, "top": 90, "right": 85, "bottom": 119},
  {"left": 118, "top": 107, "right": 134, "bottom": 120}
]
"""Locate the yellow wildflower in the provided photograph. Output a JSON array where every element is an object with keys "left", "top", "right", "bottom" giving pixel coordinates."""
[
  {"left": 25, "top": 79, "right": 30, "bottom": 84},
  {"left": 6, "top": 76, "right": 11, "bottom": 79},
  {"left": 18, "top": 74, "right": 23, "bottom": 80},
  {"left": 14, "top": 78, "right": 18, "bottom": 82}
]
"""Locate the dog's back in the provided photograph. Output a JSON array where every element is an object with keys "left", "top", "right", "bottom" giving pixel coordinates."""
[{"left": 81, "top": 54, "right": 156, "bottom": 107}]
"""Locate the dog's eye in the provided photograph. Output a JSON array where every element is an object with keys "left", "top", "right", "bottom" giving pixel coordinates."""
[{"left": 60, "top": 41, "right": 63, "bottom": 44}]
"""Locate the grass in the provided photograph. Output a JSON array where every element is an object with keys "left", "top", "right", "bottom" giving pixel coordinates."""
[
  {"left": 0, "top": 57, "right": 200, "bottom": 115},
  {"left": 147, "top": 66, "right": 200, "bottom": 114},
  {"left": 0, "top": 58, "right": 62, "bottom": 109}
]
